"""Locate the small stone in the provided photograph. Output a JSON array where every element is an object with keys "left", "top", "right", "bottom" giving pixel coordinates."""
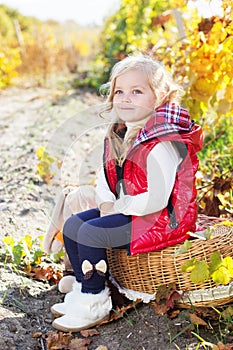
[{"left": 44, "top": 317, "right": 53, "bottom": 323}]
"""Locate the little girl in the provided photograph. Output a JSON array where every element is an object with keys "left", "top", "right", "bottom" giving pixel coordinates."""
[{"left": 51, "top": 55, "right": 203, "bottom": 332}]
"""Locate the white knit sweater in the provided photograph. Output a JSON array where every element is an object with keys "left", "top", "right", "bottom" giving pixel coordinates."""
[{"left": 95, "top": 122, "right": 182, "bottom": 216}]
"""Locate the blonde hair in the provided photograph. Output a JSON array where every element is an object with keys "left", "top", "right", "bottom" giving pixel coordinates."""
[{"left": 100, "top": 55, "right": 184, "bottom": 165}]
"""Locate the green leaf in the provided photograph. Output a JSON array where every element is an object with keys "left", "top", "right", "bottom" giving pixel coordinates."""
[
  {"left": 174, "top": 240, "right": 192, "bottom": 256},
  {"left": 190, "top": 261, "right": 210, "bottom": 284},
  {"left": 188, "top": 227, "right": 213, "bottom": 240},
  {"left": 32, "top": 249, "right": 43, "bottom": 265},
  {"left": 209, "top": 251, "right": 222, "bottom": 274},
  {"left": 12, "top": 244, "right": 23, "bottom": 266},
  {"left": 181, "top": 258, "right": 197, "bottom": 273},
  {"left": 156, "top": 283, "right": 177, "bottom": 303}
]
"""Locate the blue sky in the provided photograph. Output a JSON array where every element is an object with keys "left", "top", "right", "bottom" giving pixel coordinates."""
[{"left": 0, "top": 0, "right": 222, "bottom": 26}]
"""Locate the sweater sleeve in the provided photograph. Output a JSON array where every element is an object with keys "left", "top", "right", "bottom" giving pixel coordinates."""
[
  {"left": 114, "top": 141, "right": 182, "bottom": 216},
  {"left": 95, "top": 167, "right": 116, "bottom": 208}
]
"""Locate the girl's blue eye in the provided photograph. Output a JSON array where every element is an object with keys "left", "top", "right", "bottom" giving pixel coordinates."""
[
  {"left": 114, "top": 90, "right": 123, "bottom": 95},
  {"left": 133, "top": 89, "right": 142, "bottom": 94}
]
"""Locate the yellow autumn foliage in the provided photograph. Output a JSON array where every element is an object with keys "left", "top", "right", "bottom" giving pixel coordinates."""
[{"left": 0, "top": 48, "right": 21, "bottom": 88}]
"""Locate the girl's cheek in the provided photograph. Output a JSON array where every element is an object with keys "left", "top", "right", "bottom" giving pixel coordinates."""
[{"left": 113, "top": 96, "right": 121, "bottom": 103}]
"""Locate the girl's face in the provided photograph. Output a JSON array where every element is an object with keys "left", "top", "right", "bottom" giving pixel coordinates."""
[{"left": 112, "top": 68, "right": 156, "bottom": 122}]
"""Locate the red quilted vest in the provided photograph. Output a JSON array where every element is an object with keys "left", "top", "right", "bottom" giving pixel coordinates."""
[{"left": 104, "top": 103, "right": 203, "bottom": 255}]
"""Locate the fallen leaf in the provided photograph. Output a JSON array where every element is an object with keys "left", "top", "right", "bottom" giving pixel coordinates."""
[
  {"left": 225, "top": 345, "right": 233, "bottom": 350},
  {"left": 32, "top": 332, "right": 42, "bottom": 338},
  {"left": 44, "top": 331, "right": 72, "bottom": 350},
  {"left": 194, "top": 306, "right": 219, "bottom": 321},
  {"left": 95, "top": 346, "right": 108, "bottom": 350},
  {"left": 216, "top": 342, "right": 233, "bottom": 350},
  {"left": 80, "top": 329, "right": 99, "bottom": 337},
  {"left": 105, "top": 280, "right": 141, "bottom": 324},
  {"left": 222, "top": 306, "right": 233, "bottom": 320},
  {"left": 31, "top": 266, "right": 63, "bottom": 284},
  {"left": 208, "top": 344, "right": 219, "bottom": 350},
  {"left": 166, "top": 291, "right": 182, "bottom": 309},
  {"left": 69, "top": 337, "right": 91, "bottom": 350},
  {"left": 167, "top": 309, "right": 180, "bottom": 319},
  {"left": 152, "top": 302, "right": 168, "bottom": 315},
  {"left": 189, "top": 313, "right": 210, "bottom": 329},
  {"left": 153, "top": 283, "right": 182, "bottom": 316},
  {"left": 156, "top": 283, "right": 177, "bottom": 303}
]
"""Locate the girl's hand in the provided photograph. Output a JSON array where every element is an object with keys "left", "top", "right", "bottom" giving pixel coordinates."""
[{"left": 100, "top": 202, "right": 115, "bottom": 217}]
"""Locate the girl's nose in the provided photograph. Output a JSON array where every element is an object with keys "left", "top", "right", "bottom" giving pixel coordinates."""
[{"left": 121, "top": 93, "right": 131, "bottom": 103}]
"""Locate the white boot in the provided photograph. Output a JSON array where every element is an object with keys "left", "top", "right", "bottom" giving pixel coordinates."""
[
  {"left": 58, "top": 275, "right": 76, "bottom": 293},
  {"left": 51, "top": 280, "right": 81, "bottom": 315},
  {"left": 52, "top": 287, "right": 112, "bottom": 332}
]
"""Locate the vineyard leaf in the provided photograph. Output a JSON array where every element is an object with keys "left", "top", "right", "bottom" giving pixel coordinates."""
[
  {"left": 222, "top": 256, "right": 233, "bottom": 278},
  {"left": 174, "top": 240, "right": 192, "bottom": 256},
  {"left": 181, "top": 258, "right": 197, "bottom": 273},
  {"left": 188, "top": 228, "right": 213, "bottom": 240},
  {"left": 220, "top": 221, "right": 233, "bottom": 227},
  {"left": 209, "top": 251, "right": 222, "bottom": 274},
  {"left": 190, "top": 261, "right": 210, "bottom": 284},
  {"left": 211, "top": 256, "right": 233, "bottom": 284},
  {"left": 211, "top": 266, "right": 231, "bottom": 285}
]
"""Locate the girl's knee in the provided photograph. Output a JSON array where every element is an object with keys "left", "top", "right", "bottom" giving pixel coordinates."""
[
  {"left": 63, "top": 215, "right": 73, "bottom": 234},
  {"left": 63, "top": 214, "right": 82, "bottom": 240},
  {"left": 77, "top": 222, "right": 90, "bottom": 245},
  {"left": 77, "top": 222, "right": 105, "bottom": 248}
]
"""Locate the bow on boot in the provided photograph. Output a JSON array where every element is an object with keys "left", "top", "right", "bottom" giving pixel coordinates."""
[{"left": 81, "top": 259, "right": 107, "bottom": 280}]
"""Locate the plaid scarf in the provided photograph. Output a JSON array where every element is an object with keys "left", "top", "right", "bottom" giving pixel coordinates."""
[{"left": 132, "top": 103, "right": 194, "bottom": 148}]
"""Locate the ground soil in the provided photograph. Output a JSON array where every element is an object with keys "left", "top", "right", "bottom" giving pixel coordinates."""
[{"left": 0, "top": 80, "right": 228, "bottom": 350}]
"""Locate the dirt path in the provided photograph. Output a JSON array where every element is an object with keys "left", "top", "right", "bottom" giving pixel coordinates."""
[{"left": 0, "top": 84, "right": 214, "bottom": 350}]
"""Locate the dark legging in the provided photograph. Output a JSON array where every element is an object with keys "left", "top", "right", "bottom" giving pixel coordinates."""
[{"left": 63, "top": 208, "right": 131, "bottom": 294}]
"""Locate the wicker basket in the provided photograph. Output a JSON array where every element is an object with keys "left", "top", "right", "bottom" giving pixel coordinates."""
[{"left": 106, "top": 215, "right": 233, "bottom": 307}]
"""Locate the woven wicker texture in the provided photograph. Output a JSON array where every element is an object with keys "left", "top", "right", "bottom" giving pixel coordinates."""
[{"left": 106, "top": 215, "right": 233, "bottom": 301}]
